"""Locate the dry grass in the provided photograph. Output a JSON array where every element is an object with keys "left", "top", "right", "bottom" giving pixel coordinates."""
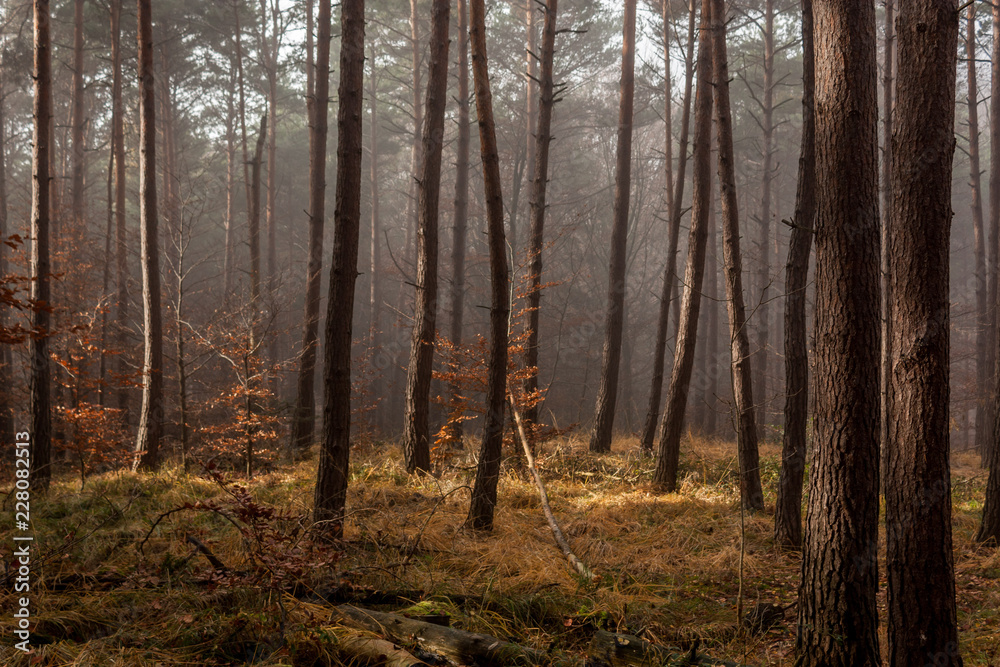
[{"left": 0, "top": 432, "right": 997, "bottom": 665}]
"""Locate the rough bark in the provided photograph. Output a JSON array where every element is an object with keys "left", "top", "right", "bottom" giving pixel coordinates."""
[
  {"left": 880, "top": 0, "right": 895, "bottom": 485},
  {"left": 523, "top": 0, "right": 558, "bottom": 429},
  {"left": 795, "top": 0, "right": 881, "bottom": 662},
  {"left": 885, "top": 0, "right": 960, "bottom": 662},
  {"left": 401, "top": 0, "right": 451, "bottom": 474},
  {"left": 711, "top": 0, "right": 764, "bottom": 512},
  {"left": 970, "top": 0, "right": 989, "bottom": 466},
  {"left": 651, "top": 0, "right": 713, "bottom": 491},
  {"left": 290, "top": 0, "right": 331, "bottom": 453},
  {"left": 464, "top": 0, "right": 509, "bottom": 531},
  {"left": 640, "top": 0, "right": 696, "bottom": 453},
  {"left": 589, "top": 0, "right": 637, "bottom": 453},
  {"left": 446, "top": 0, "right": 471, "bottom": 445},
  {"left": 315, "top": 0, "right": 365, "bottom": 538},
  {"left": 774, "top": 0, "right": 815, "bottom": 551},
  {"left": 29, "top": 0, "right": 53, "bottom": 490},
  {"left": 134, "top": 0, "right": 164, "bottom": 471}
]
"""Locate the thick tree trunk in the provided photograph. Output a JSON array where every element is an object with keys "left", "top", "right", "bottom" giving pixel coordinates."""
[
  {"left": 315, "top": 0, "right": 365, "bottom": 538},
  {"left": 640, "top": 0, "right": 696, "bottom": 453},
  {"left": 880, "top": 0, "right": 894, "bottom": 485},
  {"left": 970, "top": 0, "right": 989, "bottom": 466},
  {"left": 446, "top": 0, "right": 471, "bottom": 445},
  {"left": 795, "top": 0, "right": 881, "bottom": 662},
  {"left": 589, "top": 0, "right": 637, "bottom": 453},
  {"left": 651, "top": 0, "right": 713, "bottom": 491},
  {"left": 711, "top": 0, "right": 764, "bottom": 512},
  {"left": 111, "top": 0, "right": 128, "bottom": 417},
  {"left": 290, "top": 0, "right": 331, "bottom": 453},
  {"left": 774, "top": 0, "right": 815, "bottom": 551},
  {"left": 401, "top": 0, "right": 451, "bottom": 474},
  {"left": 465, "top": 0, "right": 509, "bottom": 531},
  {"left": 29, "top": 0, "right": 52, "bottom": 490},
  {"left": 885, "top": 0, "right": 960, "bottom": 662},
  {"left": 755, "top": 0, "right": 774, "bottom": 438},
  {"left": 523, "top": 0, "right": 558, "bottom": 429},
  {"left": 134, "top": 0, "right": 164, "bottom": 472}
]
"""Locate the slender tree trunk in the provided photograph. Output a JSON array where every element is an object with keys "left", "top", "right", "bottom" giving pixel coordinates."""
[
  {"left": 224, "top": 74, "right": 237, "bottom": 299},
  {"left": 290, "top": 0, "right": 331, "bottom": 453},
  {"left": 465, "top": 0, "right": 509, "bottom": 532},
  {"left": 264, "top": 0, "right": 279, "bottom": 394},
  {"left": 369, "top": 65, "right": 381, "bottom": 345},
  {"left": 589, "top": 0, "right": 637, "bottom": 453},
  {"left": 0, "top": 35, "right": 13, "bottom": 441},
  {"left": 401, "top": 0, "right": 451, "bottom": 473},
  {"left": 970, "top": 0, "right": 989, "bottom": 466},
  {"left": 250, "top": 114, "right": 266, "bottom": 304},
  {"left": 795, "top": 0, "right": 881, "bottom": 661},
  {"left": 880, "top": 0, "right": 895, "bottom": 484},
  {"left": 640, "top": 0, "right": 696, "bottom": 452},
  {"left": 111, "top": 0, "right": 128, "bottom": 417},
  {"left": 711, "top": 0, "right": 764, "bottom": 512},
  {"left": 306, "top": 0, "right": 314, "bottom": 124},
  {"left": 176, "top": 233, "right": 190, "bottom": 472},
  {"left": 447, "top": 0, "right": 471, "bottom": 444},
  {"left": 71, "top": 0, "right": 85, "bottom": 259},
  {"left": 315, "top": 0, "right": 365, "bottom": 538},
  {"left": 523, "top": 0, "right": 558, "bottom": 429},
  {"left": 134, "top": 0, "right": 164, "bottom": 471},
  {"left": 234, "top": 0, "right": 251, "bottom": 221},
  {"left": 774, "top": 0, "right": 815, "bottom": 551},
  {"left": 29, "top": 0, "right": 53, "bottom": 490},
  {"left": 886, "top": 0, "right": 960, "bottom": 661},
  {"left": 652, "top": 0, "right": 713, "bottom": 491},
  {"left": 703, "top": 188, "right": 719, "bottom": 437},
  {"left": 406, "top": 0, "right": 423, "bottom": 269},
  {"left": 986, "top": 2, "right": 1000, "bottom": 470},
  {"left": 755, "top": 0, "right": 774, "bottom": 438}
]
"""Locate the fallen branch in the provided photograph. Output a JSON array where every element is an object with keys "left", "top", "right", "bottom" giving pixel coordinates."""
[
  {"left": 185, "top": 534, "right": 229, "bottom": 572},
  {"left": 509, "top": 399, "right": 596, "bottom": 581},
  {"left": 332, "top": 604, "right": 545, "bottom": 666},
  {"left": 337, "top": 629, "right": 431, "bottom": 667}
]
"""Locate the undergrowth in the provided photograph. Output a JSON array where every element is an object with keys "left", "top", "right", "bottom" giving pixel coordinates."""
[{"left": 0, "top": 434, "right": 997, "bottom": 665}]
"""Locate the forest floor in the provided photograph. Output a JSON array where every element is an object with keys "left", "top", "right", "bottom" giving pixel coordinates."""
[{"left": 1, "top": 433, "right": 998, "bottom": 666}]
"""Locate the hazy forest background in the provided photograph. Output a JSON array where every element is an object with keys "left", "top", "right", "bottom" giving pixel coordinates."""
[{"left": 0, "top": 0, "right": 998, "bottom": 665}]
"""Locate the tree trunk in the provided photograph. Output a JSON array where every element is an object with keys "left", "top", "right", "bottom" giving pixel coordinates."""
[
  {"left": 755, "top": 0, "right": 774, "bottom": 438},
  {"left": 774, "top": 0, "right": 815, "bottom": 551},
  {"left": 290, "top": 0, "right": 331, "bottom": 453},
  {"left": 711, "top": 0, "right": 764, "bottom": 512},
  {"left": 523, "top": 0, "right": 558, "bottom": 429},
  {"left": 111, "top": 0, "right": 128, "bottom": 417},
  {"left": 315, "top": 0, "right": 365, "bottom": 538},
  {"left": 0, "top": 34, "right": 13, "bottom": 441},
  {"left": 589, "top": 0, "right": 637, "bottom": 453},
  {"left": 234, "top": 0, "right": 251, "bottom": 224},
  {"left": 263, "top": 0, "right": 279, "bottom": 393},
  {"left": 402, "top": 0, "right": 451, "bottom": 474},
  {"left": 703, "top": 186, "right": 719, "bottom": 437},
  {"left": 970, "top": 0, "right": 989, "bottom": 467},
  {"left": 795, "top": 0, "right": 880, "bottom": 662},
  {"left": 651, "top": 0, "right": 713, "bottom": 491},
  {"left": 464, "top": 0, "right": 509, "bottom": 531},
  {"left": 446, "top": 0, "right": 471, "bottom": 446},
  {"left": 406, "top": 0, "right": 423, "bottom": 271},
  {"left": 369, "top": 62, "right": 382, "bottom": 352},
  {"left": 880, "top": 0, "right": 894, "bottom": 485},
  {"left": 29, "top": 0, "right": 53, "bottom": 490},
  {"left": 885, "top": 0, "right": 960, "bottom": 662},
  {"left": 250, "top": 113, "right": 266, "bottom": 304},
  {"left": 134, "top": 0, "right": 164, "bottom": 472},
  {"left": 640, "top": 0, "right": 696, "bottom": 453},
  {"left": 224, "top": 70, "right": 237, "bottom": 299},
  {"left": 986, "top": 2, "right": 1000, "bottom": 470}
]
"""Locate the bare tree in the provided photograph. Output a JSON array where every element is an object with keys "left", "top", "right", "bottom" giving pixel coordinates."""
[
  {"left": 774, "top": 0, "right": 815, "bottom": 550},
  {"left": 134, "top": 0, "right": 164, "bottom": 471},
  {"left": 589, "top": 0, "right": 637, "bottom": 453},
  {"left": 401, "top": 0, "right": 451, "bottom": 473},
  {"left": 710, "top": 0, "right": 763, "bottom": 512},
  {"left": 465, "top": 0, "right": 510, "bottom": 532},
  {"left": 795, "top": 0, "right": 880, "bottom": 662}
]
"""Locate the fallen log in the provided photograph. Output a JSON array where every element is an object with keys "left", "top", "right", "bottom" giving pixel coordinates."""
[
  {"left": 587, "top": 630, "right": 742, "bottom": 667},
  {"left": 337, "top": 630, "right": 431, "bottom": 667},
  {"left": 332, "top": 604, "right": 546, "bottom": 666}
]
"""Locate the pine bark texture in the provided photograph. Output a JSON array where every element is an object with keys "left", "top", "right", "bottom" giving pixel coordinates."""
[
  {"left": 795, "top": 0, "right": 881, "bottom": 662},
  {"left": 640, "top": 0, "right": 697, "bottom": 452},
  {"left": 589, "top": 0, "right": 637, "bottom": 453},
  {"left": 465, "top": 0, "right": 510, "bottom": 532},
  {"left": 402, "top": 0, "right": 451, "bottom": 473},
  {"left": 652, "top": 0, "right": 713, "bottom": 491},
  {"left": 291, "top": 0, "right": 331, "bottom": 453},
  {"left": 710, "top": 0, "right": 764, "bottom": 512},
  {"left": 774, "top": 0, "right": 815, "bottom": 550},
  {"left": 885, "top": 0, "right": 961, "bottom": 663},
  {"left": 524, "top": 0, "right": 558, "bottom": 429},
  {"left": 880, "top": 0, "right": 895, "bottom": 485},
  {"left": 315, "top": 0, "right": 365, "bottom": 537},
  {"left": 135, "top": 0, "right": 164, "bottom": 471},
  {"left": 30, "top": 0, "right": 53, "bottom": 490}
]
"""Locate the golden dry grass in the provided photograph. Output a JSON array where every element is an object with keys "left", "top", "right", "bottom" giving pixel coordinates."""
[{"left": 0, "top": 432, "right": 997, "bottom": 665}]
